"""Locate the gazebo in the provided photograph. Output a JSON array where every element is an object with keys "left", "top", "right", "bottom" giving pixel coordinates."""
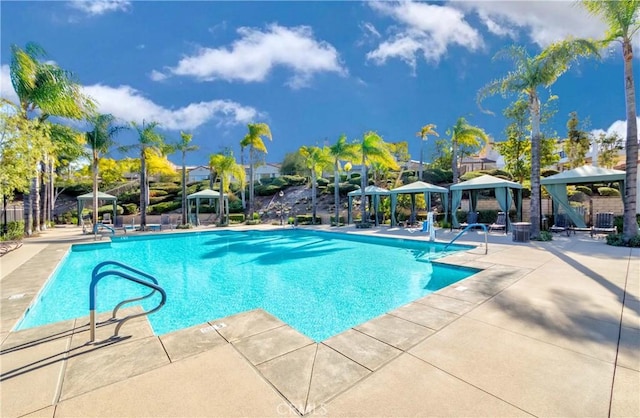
[
  {"left": 186, "top": 189, "right": 229, "bottom": 224},
  {"left": 541, "top": 165, "right": 626, "bottom": 228},
  {"left": 76, "top": 191, "right": 117, "bottom": 226},
  {"left": 450, "top": 174, "right": 523, "bottom": 231},
  {"left": 347, "top": 186, "right": 390, "bottom": 226},
  {"left": 388, "top": 181, "right": 449, "bottom": 227}
]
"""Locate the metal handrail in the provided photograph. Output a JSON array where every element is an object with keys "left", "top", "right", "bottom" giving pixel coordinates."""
[
  {"left": 89, "top": 261, "right": 166, "bottom": 342},
  {"left": 444, "top": 223, "right": 488, "bottom": 254}
]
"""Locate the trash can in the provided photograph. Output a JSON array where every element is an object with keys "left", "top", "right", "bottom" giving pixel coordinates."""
[{"left": 512, "top": 222, "right": 531, "bottom": 242}]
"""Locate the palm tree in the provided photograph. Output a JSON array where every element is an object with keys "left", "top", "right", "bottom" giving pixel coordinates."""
[
  {"left": 240, "top": 122, "right": 272, "bottom": 218},
  {"left": 582, "top": 0, "right": 639, "bottom": 241},
  {"left": 209, "top": 152, "right": 244, "bottom": 226},
  {"left": 329, "top": 134, "right": 359, "bottom": 226},
  {"left": 300, "top": 145, "right": 333, "bottom": 224},
  {"left": 416, "top": 124, "right": 439, "bottom": 181},
  {"left": 477, "top": 40, "right": 598, "bottom": 238},
  {"left": 85, "top": 114, "right": 125, "bottom": 227},
  {"left": 9, "top": 42, "right": 93, "bottom": 235},
  {"left": 120, "top": 121, "right": 165, "bottom": 230},
  {"left": 175, "top": 132, "right": 198, "bottom": 226},
  {"left": 357, "top": 132, "right": 399, "bottom": 225},
  {"left": 447, "top": 117, "right": 489, "bottom": 184}
]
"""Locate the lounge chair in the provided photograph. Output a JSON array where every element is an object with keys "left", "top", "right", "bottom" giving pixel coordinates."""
[
  {"left": 459, "top": 211, "right": 479, "bottom": 229},
  {"left": 591, "top": 212, "right": 617, "bottom": 237},
  {"left": 550, "top": 213, "right": 570, "bottom": 236},
  {"left": 161, "top": 214, "right": 174, "bottom": 230},
  {"left": 488, "top": 212, "right": 507, "bottom": 233}
]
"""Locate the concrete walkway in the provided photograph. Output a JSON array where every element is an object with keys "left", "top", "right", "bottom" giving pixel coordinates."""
[{"left": 0, "top": 225, "right": 638, "bottom": 417}]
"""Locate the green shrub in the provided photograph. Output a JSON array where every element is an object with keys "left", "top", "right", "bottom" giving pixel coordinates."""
[
  {"left": 575, "top": 186, "right": 593, "bottom": 196},
  {"left": 254, "top": 184, "right": 282, "bottom": 196},
  {"left": 149, "top": 189, "right": 168, "bottom": 197},
  {"left": 629, "top": 235, "right": 640, "bottom": 247},
  {"left": 598, "top": 187, "right": 621, "bottom": 197},
  {"left": 533, "top": 231, "right": 553, "bottom": 241},
  {"left": 606, "top": 233, "right": 627, "bottom": 246},
  {"left": 97, "top": 205, "right": 124, "bottom": 217},
  {"left": 1, "top": 221, "right": 24, "bottom": 241},
  {"left": 330, "top": 216, "right": 345, "bottom": 226},
  {"left": 295, "top": 214, "right": 321, "bottom": 225},
  {"left": 148, "top": 201, "right": 181, "bottom": 214},
  {"left": 229, "top": 213, "right": 245, "bottom": 223},
  {"left": 119, "top": 191, "right": 140, "bottom": 204},
  {"left": 423, "top": 168, "right": 452, "bottom": 184},
  {"left": 281, "top": 175, "right": 307, "bottom": 186},
  {"left": 122, "top": 203, "right": 138, "bottom": 215},
  {"left": 228, "top": 199, "right": 244, "bottom": 213},
  {"left": 245, "top": 219, "right": 261, "bottom": 225},
  {"left": 317, "top": 178, "right": 330, "bottom": 187}
]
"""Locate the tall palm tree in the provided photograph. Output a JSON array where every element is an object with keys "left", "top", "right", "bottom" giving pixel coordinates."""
[
  {"left": 9, "top": 42, "right": 93, "bottom": 235},
  {"left": 120, "top": 121, "right": 165, "bottom": 230},
  {"left": 85, "top": 114, "right": 125, "bottom": 228},
  {"left": 357, "top": 132, "right": 399, "bottom": 224},
  {"left": 209, "top": 152, "right": 244, "bottom": 226},
  {"left": 477, "top": 40, "right": 598, "bottom": 238},
  {"left": 329, "top": 134, "right": 359, "bottom": 226},
  {"left": 447, "top": 117, "right": 489, "bottom": 184},
  {"left": 416, "top": 124, "right": 439, "bottom": 181},
  {"left": 583, "top": 0, "right": 639, "bottom": 240},
  {"left": 240, "top": 122, "right": 272, "bottom": 218},
  {"left": 175, "top": 132, "right": 198, "bottom": 225},
  {"left": 300, "top": 145, "right": 333, "bottom": 224}
]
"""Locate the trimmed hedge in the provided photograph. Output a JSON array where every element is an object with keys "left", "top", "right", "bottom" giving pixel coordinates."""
[
  {"left": 148, "top": 201, "right": 181, "bottom": 214},
  {"left": 229, "top": 213, "right": 245, "bottom": 223},
  {"left": 295, "top": 214, "right": 321, "bottom": 225},
  {"left": 598, "top": 187, "right": 621, "bottom": 197},
  {"left": 255, "top": 184, "right": 282, "bottom": 196}
]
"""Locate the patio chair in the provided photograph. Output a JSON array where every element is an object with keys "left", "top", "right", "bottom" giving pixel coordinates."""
[
  {"left": 161, "top": 214, "right": 174, "bottom": 230},
  {"left": 102, "top": 213, "right": 112, "bottom": 224},
  {"left": 591, "top": 212, "right": 617, "bottom": 237},
  {"left": 488, "top": 212, "right": 507, "bottom": 233},
  {"left": 459, "top": 211, "right": 479, "bottom": 229},
  {"left": 550, "top": 213, "right": 570, "bottom": 236}
]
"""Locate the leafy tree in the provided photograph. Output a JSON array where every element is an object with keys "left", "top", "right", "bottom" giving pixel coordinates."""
[
  {"left": 9, "top": 42, "right": 94, "bottom": 234},
  {"left": 596, "top": 131, "right": 624, "bottom": 168},
  {"left": 431, "top": 137, "right": 452, "bottom": 170},
  {"left": 120, "top": 121, "right": 165, "bottom": 229},
  {"left": 209, "top": 151, "right": 244, "bottom": 225},
  {"left": 328, "top": 134, "right": 359, "bottom": 226},
  {"left": 85, "top": 114, "right": 125, "bottom": 226},
  {"left": 477, "top": 40, "right": 599, "bottom": 238},
  {"left": 416, "top": 124, "right": 438, "bottom": 181},
  {"left": 300, "top": 145, "right": 333, "bottom": 224},
  {"left": 0, "top": 107, "right": 45, "bottom": 202},
  {"left": 563, "top": 111, "right": 591, "bottom": 168},
  {"left": 388, "top": 141, "right": 410, "bottom": 187},
  {"left": 582, "top": 0, "right": 639, "bottom": 240},
  {"left": 174, "top": 132, "right": 198, "bottom": 225},
  {"left": 280, "top": 151, "right": 307, "bottom": 175},
  {"left": 240, "top": 123, "right": 272, "bottom": 218},
  {"left": 356, "top": 132, "right": 399, "bottom": 224},
  {"left": 447, "top": 117, "right": 489, "bottom": 184}
]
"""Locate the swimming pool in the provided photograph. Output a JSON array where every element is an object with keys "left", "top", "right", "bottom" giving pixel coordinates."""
[{"left": 16, "top": 229, "right": 477, "bottom": 341}]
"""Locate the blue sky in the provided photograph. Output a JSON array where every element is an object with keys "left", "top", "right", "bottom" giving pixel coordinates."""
[{"left": 1, "top": 1, "right": 637, "bottom": 167}]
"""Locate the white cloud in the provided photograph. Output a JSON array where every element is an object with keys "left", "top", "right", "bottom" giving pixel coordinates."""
[
  {"left": 68, "top": 0, "right": 131, "bottom": 16},
  {"left": 83, "top": 84, "right": 260, "bottom": 130},
  {"left": 367, "top": 1, "right": 484, "bottom": 69},
  {"left": 455, "top": 1, "right": 606, "bottom": 47},
  {"left": 149, "top": 70, "right": 168, "bottom": 82},
  {"left": 0, "top": 65, "right": 19, "bottom": 105},
  {"left": 591, "top": 117, "right": 640, "bottom": 144},
  {"left": 158, "top": 24, "right": 346, "bottom": 88}
]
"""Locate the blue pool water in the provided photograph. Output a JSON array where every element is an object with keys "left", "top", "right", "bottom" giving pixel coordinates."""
[{"left": 16, "top": 229, "right": 477, "bottom": 341}]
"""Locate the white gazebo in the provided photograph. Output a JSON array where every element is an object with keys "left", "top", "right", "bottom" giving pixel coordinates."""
[
  {"left": 186, "top": 189, "right": 229, "bottom": 224},
  {"left": 388, "top": 181, "right": 449, "bottom": 227},
  {"left": 347, "top": 186, "right": 390, "bottom": 226},
  {"left": 76, "top": 191, "right": 117, "bottom": 226}
]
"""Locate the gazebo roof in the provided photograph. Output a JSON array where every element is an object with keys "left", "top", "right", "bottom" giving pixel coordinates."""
[
  {"left": 76, "top": 191, "right": 117, "bottom": 201},
  {"left": 390, "top": 181, "right": 448, "bottom": 194},
  {"left": 347, "top": 185, "right": 390, "bottom": 196},
  {"left": 187, "top": 189, "right": 225, "bottom": 199},
  {"left": 541, "top": 165, "right": 626, "bottom": 185},
  {"left": 450, "top": 174, "right": 522, "bottom": 190}
]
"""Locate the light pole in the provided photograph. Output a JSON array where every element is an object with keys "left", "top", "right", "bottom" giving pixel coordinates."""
[{"left": 278, "top": 190, "right": 285, "bottom": 225}]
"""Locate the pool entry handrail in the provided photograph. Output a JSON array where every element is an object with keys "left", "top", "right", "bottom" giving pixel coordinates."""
[
  {"left": 89, "top": 260, "right": 166, "bottom": 342},
  {"left": 444, "top": 223, "right": 488, "bottom": 254}
]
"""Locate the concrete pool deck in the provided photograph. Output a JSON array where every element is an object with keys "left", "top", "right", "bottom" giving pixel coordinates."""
[{"left": 0, "top": 224, "right": 638, "bottom": 417}]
